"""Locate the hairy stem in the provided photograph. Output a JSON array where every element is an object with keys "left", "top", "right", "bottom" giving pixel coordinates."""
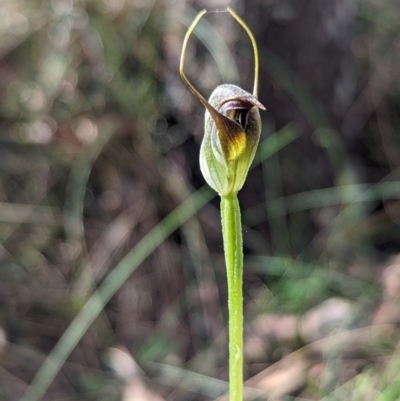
[{"left": 221, "top": 193, "right": 243, "bottom": 401}]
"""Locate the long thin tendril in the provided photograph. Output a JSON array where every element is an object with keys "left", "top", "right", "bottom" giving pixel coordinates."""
[{"left": 226, "top": 7, "right": 260, "bottom": 97}]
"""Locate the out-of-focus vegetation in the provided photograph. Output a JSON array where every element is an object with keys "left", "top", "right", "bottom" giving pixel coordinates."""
[{"left": 1, "top": 0, "right": 400, "bottom": 400}]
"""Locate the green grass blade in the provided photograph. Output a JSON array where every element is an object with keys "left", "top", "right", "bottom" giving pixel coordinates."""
[
  {"left": 19, "top": 128, "right": 298, "bottom": 401},
  {"left": 19, "top": 186, "right": 213, "bottom": 401}
]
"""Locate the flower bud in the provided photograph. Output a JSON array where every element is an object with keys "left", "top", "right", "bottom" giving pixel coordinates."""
[
  {"left": 200, "top": 84, "right": 265, "bottom": 196},
  {"left": 179, "top": 8, "right": 265, "bottom": 196}
]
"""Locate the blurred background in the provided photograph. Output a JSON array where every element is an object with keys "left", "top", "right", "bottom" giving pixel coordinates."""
[{"left": 1, "top": 0, "right": 400, "bottom": 399}]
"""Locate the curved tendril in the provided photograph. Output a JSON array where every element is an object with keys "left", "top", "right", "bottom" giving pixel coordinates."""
[
  {"left": 179, "top": 9, "right": 234, "bottom": 132},
  {"left": 226, "top": 7, "right": 260, "bottom": 98},
  {"left": 179, "top": 8, "right": 260, "bottom": 101},
  {"left": 179, "top": 10, "right": 213, "bottom": 112}
]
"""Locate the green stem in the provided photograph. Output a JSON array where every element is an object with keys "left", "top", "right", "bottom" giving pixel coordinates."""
[{"left": 221, "top": 193, "right": 243, "bottom": 401}]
